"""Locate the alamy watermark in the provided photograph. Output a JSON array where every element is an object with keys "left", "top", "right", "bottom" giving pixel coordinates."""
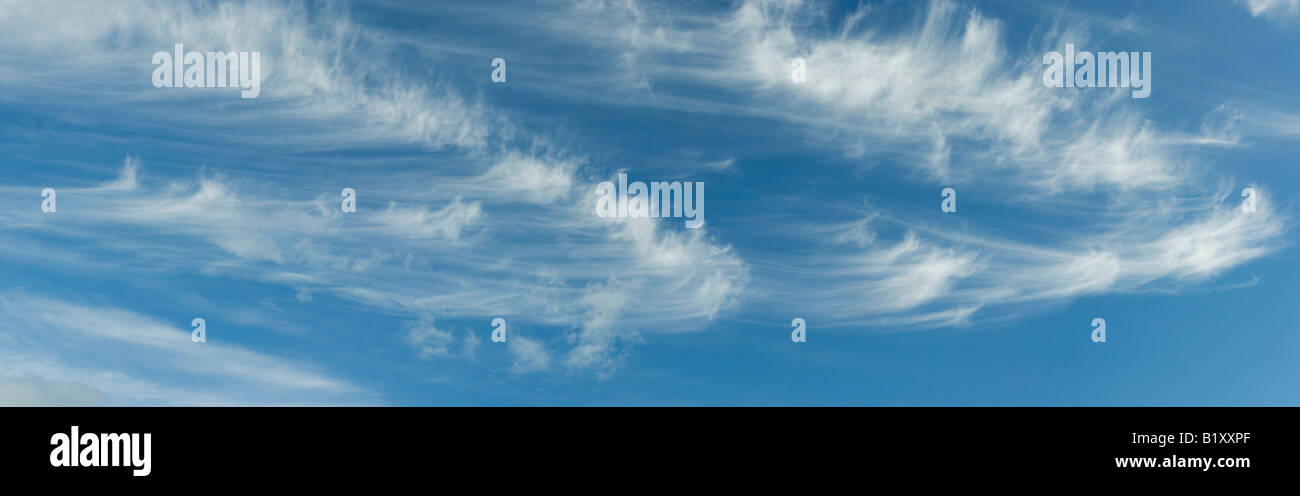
[
  {"left": 1043, "top": 44, "right": 1150, "bottom": 99},
  {"left": 41, "top": 188, "right": 56, "bottom": 213},
  {"left": 1092, "top": 317, "right": 1106, "bottom": 343},
  {"left": 595, "top": 173, "right": 705, "bottom": 228},
  {"left": 791, "top": 57, "right": 806, "bottom": 83},
  {"left": 491, "top": 317, "right": 507, "bottom": 343},
  {"left": 341, "top": 188, "right": 357, "bottom": 213},
  {"left": 192, "top": 317, "right": 206, "bottom": 343},
  {"left": 491, "top": 57, "right": 507, "bottom": 83},
  {"left": 50, "top": 426, "right": 151, "bottom": 477},
  {"left": 152, "top": 43, "right": 261, "bottom": 98}
]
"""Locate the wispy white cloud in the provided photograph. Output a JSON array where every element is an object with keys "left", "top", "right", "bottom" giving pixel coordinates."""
[
  {"left": 1241, "top": 0, "right": 1300, "bottom": 19},
  {"left": 508, "top": 334, "right": 551, "bottom": 374},
  {"left": 0, "top": 291, "right": 363, "bottom": 405},
  {"left": 536, "top": 0, "right": 1287, "bottom": 329},
  {"left": 721, "top": 0, "right": 1193, "bottom": 191},
  {"left": 0, "top": 0, "right": 499, "bottom": 151},
  {"left": 374, "top": 198, "right": 483, "bottom": 242},
  {"left": 406, "top": 318, "right": 457, "bottom": 360},
  {"left": 0, "top": 0, "right": 751, "bottom": 377},
  {"left": 772, "top": 185, "right": 1285, "bottom": 328},
  {"left": 1, "top": 150, "right": 747, "bottom": 376},
  {"left": 0, "top": 375, "right": 108, "bottom": 407},
  {"left": 0, "top": 0, "right": 1287, "bottom": 396}
]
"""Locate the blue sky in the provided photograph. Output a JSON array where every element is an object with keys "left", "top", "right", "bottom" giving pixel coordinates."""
[{"left": 1, "top": 0, "right": 1298, "bottom": 405}]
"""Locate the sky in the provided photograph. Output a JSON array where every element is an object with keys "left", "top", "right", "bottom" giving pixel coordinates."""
[{"left": 0, "top": 0, "right": 1298, "bottom": 406}]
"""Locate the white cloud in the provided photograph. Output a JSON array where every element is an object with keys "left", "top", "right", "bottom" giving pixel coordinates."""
[
  {"left": 723, "top": 0, "right": 1189, "bottom": 191},
  {"left": 538, "top": 0, "right": 1285, "bottom": 330},
  {"left": 0, "top": 292, "right": 363, "bottom": 405},
  {"left": 0, "top": 0, "right": 1282, "bottom": 390},
  {"left": 862, "top": 234, "right": 980, "bottom": 312},
  {"left": 374, "top": 198, "right": 483, "bottom": 242},
  {"left": 478, "top": 155, "right": 578, "bottom": 204},
  {"left": 701, "top": 158, "right": 737, "bottom": 171},
  {"left": 0, "top": 0, "right": 498, "bottom": 151},
  {"left": 508, "top": 335, "right": 551, "bottom": 374},
  {"left": 407, "top": 319, "right": 457, "bottom": 359},
  {"left": 0, "top": 0, "right": 752, "bottom": 380},
  {"left": 461, "top": 331, "right": 482, "bottom": 360},
  {"left": 90, "top": 156, "right": 141, "bottom": 192},
  {"left": 1242, "top": 0, "right": 1300, "bottom": 18},
  {"left": 1131, "top": 192, "right": 1283, "bottom": 281},
  {"left": 0, "top": 375, "right": 108, "bottom": 406},
  {"left": 0, "top": 151, "right": 748, "bottom": 376},
  {"left": 776, "top": 187, "right": 1284, "bottom": 328}
]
